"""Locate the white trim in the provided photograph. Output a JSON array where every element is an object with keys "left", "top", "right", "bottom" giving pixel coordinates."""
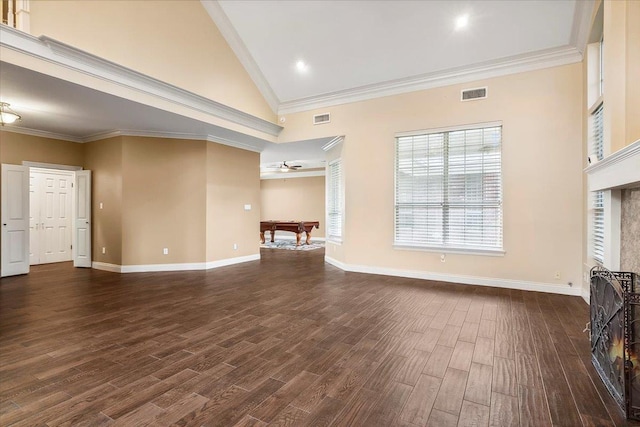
[
  {"left": 570, "top": 0, "right": 596, "bottom": 54},
  {"left": 205, "top": 254, "right": 261, "bottom": 269},
  {"left": 585, "top": 139, "right": 640, "bottom": 191},
  {"left": 324, "top": 257, "right": 581, "bottom": 296},
  {"left": 22, "top": 161, "right": 82, "bottom": 171},
  {"left": 1, "top": 126, "right": 84, "bottom": 143},
  {"left": 582, "top": 285, "right": 590, "bottom": 305},
  {"left": 0, "top": 25, "right": 282, "bottom": 138},
  {"left": 92, "top": 254, "right": 260, "bottom": 273},
  {"left": 322, "top": 136, "right": 344, "bottom": 152},
  {"left": 260, "top": 170, "right": 325, "bottom": 180},
  {"left": 278, "top": 46, "right": 583, "bottom": 114},
  {"left": 92, "top": 261, "right": 122, "bottom": 273},
  {"left": 2, "top": 127, "right": 267, "bottom": 153},
  {"left": 200, "top": 0, "right": 280, "bottom": 113},
  {"left": 396, "top": 121, "right": 503, "bottom": 138}
]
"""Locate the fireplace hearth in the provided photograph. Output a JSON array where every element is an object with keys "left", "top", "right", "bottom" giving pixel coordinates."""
[{"left": 590, "top": 267, "right": 640, "bottom": 419}]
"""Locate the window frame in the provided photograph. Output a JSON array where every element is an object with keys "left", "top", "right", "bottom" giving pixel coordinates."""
[
  {"left": 393, "top": 121, "right": 504, "bottom": 256},
  {"left": 326, "top": 158, "right": 343, "bottom": 243}
]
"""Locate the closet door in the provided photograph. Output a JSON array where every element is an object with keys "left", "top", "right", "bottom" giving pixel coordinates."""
[
  {"left": 30, "top": 169, "right": 74, "bottom": 265},
  {"left": 1, "top": 164, "right": 30, "bottom": 277},
  {"left": 29, "top": 173, "right": 41, "bottom": 265},
  {"left": 40, "top": 172, "right": 73, "bottom": 264}
]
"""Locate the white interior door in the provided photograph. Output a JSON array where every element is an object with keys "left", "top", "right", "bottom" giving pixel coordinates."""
[
  {"left": 73, "top": 170, "right": 92, "bottom": 268},
  {"left": 1, "top": 164, "right": 30, "bottom": 277},
  {"left": 29, "top": 173, "right": 40, "bottom": 265},
  {"left": 30, "top": 169, "right": 74, "bottom": 265}
]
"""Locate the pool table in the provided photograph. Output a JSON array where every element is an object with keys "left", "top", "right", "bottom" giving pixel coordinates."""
[{"left": 260, "top": 221, "right": 320, "bottom": 246}]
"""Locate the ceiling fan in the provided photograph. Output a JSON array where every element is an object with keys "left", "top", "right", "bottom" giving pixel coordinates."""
[{"left": 279, "top": 161, "right": 302, "bottom": 172}]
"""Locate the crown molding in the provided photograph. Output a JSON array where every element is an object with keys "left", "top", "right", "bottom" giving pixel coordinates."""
[
  {"left": 260, "top": 170, "right": 325, "bottom": 180},
  {"left": 278, "top": 45, "right": 583, "bottom": 115},
  {"left": 0, "top": 25, "right": 282, "bottom": 137},
  {"left": 1, "top": 126, "right": 266, "bottom": 152},
  {"left": 0, "top": 125, "right": 84, "bottom": 142},
  {"left": 201, "top": 0, "right": 280, "bottom": 114},
  {"left": 322, "top": 136, "right": 344, "bottom": 152},
  {"left": 570, "top": 0, "right": 596, "bottom": 54}
]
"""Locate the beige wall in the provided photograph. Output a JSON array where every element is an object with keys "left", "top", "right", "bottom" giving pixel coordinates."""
[
  {"left": 260, "top": 176, "right": 326, "bottom": 239},
  {"left": 84, "top": 137, "right": 123, "bottom": 265},
  {"left": 603, "top": 0, "right": 640, "bottom": 154},
  {"left": 29, "top": 0, "right": 276, "bottom": 123},
  {"left": 1, "top": 131, "right": 263, "bottom": 269},
  {"left": 279, "top": 64, "right": 584, "bottom": 288},
  {"left": 625, "top": 0, "right": 640, "bottom": 146},
  {"left": 0, "top": 131, "right": 84, "bottom": 166},
  {"left": 121, "top": 136, "right": 207, "bottom": 265},
  {"left": 206, "top": 142, "right": 261, "bottom": 261},
  {"left": 0, "top": 131, "right": 86, "bottom": 263}
]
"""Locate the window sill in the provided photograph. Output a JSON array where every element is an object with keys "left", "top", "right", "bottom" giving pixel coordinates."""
[{"left": 393, "top": 244, "right": 505, "bottom": 257}]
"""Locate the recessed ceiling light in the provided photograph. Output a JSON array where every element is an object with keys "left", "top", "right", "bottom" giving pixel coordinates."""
[
  {"left": 296, "top": 60, "right": 308, "bottom": 72},
  {"left": 455, "top": 14, "right": 469, "bottom": 30}
]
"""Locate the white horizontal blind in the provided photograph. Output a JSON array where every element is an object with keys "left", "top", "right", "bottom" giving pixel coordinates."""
[
  {"left": 327, "top": 159, "right": 343, "bottom": 240},
  {"left": 592, "top": 103, "right": 604, "bottom": 161},
  {"left": 591, "top": 102, "right": 604, "bottom": 264},
  {"left": 592, "top": 190, "right": 604, "bottom": 264},
  {"left": 395, "top": 125, "right": 502, "bottom": 250}
]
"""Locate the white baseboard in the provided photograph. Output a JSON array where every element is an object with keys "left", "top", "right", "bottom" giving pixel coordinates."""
[
  {"left": 324, "top": 256, "right": 582, "bottom": 296},
  {"left": 581, "top": 286, "right": 590, "bottom": 304},
  {"left": 205, "top": 254, "right": 261, "bottom": 269},
  {"left": 92, "top": 254, "right": 260, "bottom": 273},
  {"left": 92, "top": 262, "right": 123, "bottom": 273}
]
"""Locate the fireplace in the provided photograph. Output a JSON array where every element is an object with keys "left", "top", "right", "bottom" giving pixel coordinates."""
[{"left": 590, "top": 267, "right": 640, "bottom": 419}]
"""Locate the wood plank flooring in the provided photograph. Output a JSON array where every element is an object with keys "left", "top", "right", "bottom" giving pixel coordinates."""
[{"left": 0, "top": 248, "right": 637, "bottom": 426}]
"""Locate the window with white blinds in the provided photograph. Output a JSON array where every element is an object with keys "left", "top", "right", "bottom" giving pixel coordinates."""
[
  {"left": 591, "top": 102, "right": 604, "bottom": 264},
  {"left": 327, "top": 159, "right": 343, "bottom": 241},
  {"left": 395, "top": 124, "right": 503, "bottom": 252}
]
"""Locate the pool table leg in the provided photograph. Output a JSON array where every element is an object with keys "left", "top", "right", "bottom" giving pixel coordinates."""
[
  {"left": 305, "top": 231, "right": 311, "bottom": 245},
  {"left": 296, "top": 233, "right": 301, "bottom": 246},
  {"left": 260, "top": 231, "right": 265, "bottom": 244},
  {"left": 270, "top": 230, "right": 275, "bottom": 242}
]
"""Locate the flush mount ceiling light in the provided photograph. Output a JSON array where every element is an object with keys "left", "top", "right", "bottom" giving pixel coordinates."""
[
  {"left": 0, "top": 102, "right": 21, "bottom": 125},
  {"left": 295, "top": 60, "right": 308, "bottom": 73},
  {"left": 455, "top": 14, "right": 469, "bottom": 30}
]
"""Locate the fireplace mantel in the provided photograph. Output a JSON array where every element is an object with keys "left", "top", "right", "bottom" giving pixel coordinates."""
[{"left": 585, "top": 139, "right": 640, "bottom": 191}]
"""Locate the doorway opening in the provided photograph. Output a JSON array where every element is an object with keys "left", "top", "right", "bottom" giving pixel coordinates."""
[
  {"left": 1, "top": 163, "right": 92, "bottom": 277},
  {"left": 29, "top": 168, "right": 74, "bottom": 265}
]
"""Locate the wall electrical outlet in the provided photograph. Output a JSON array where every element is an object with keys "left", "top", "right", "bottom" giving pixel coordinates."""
[
  {"left": 102, "top": 247, "right": 106, "bottom": 254},
  {"left": 554, "top": 271, "right": 561, "bottom": 279},
  {"left": 233, "top": 243, "right": 238, "bottom": 250},
  {"left": 163, "top": 248, "right": 169, "bottom": 255},
  {"left": 99, "top": 202, "right": 103, "bottom": 209},
  {"left": 440, "top": 254, "right": 446, "bottom": 262}
]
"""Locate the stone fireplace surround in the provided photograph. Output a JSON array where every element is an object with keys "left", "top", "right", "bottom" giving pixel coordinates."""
[{"left": 586, "top": 139, "right": 640, "bottom": 283}]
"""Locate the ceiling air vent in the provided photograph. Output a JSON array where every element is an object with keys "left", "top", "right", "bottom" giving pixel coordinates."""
[
  {"left": 313, "top": 113, "right": 331, "bottom": 125},
  {"left": 461, "top": 87, "right": 488, "bottom": 101}
]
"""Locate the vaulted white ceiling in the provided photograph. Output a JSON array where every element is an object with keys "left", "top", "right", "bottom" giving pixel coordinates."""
[
  {"left": 209, "top": 0, "right": 591, "bottom": 113},
  {"left": 0, "top": 0, "right": 592, "bottom": 160}
]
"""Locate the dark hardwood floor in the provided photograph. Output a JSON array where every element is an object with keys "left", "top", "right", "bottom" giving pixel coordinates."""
[{"left": 0, "top": 248, "right": 636, "bottom": 426}]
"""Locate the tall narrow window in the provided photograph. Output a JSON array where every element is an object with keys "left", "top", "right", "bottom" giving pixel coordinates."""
[
  {"left": 327, "top": 159, "right": 343, "bottom": 241},
  {"left": 591, "top": 103, "right": 604, "bottom": 264},
  {"left": 395, "top": 124, "right": 502, "bottom": 252}
]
